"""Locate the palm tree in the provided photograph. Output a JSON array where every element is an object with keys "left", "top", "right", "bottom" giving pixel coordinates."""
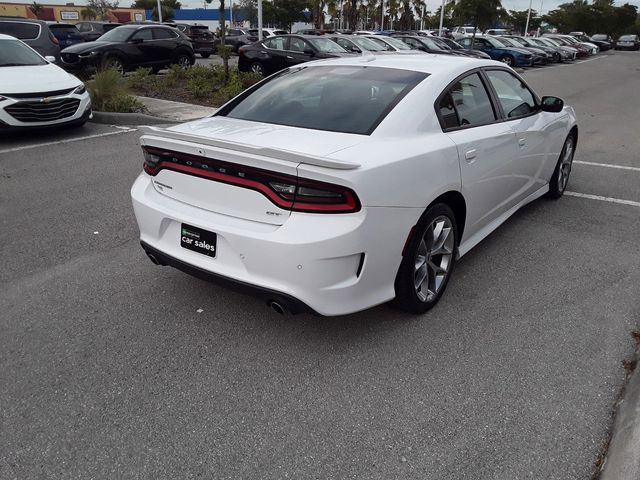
[{"left": 30, "top": 1, "right": 44, "bottom": 17}]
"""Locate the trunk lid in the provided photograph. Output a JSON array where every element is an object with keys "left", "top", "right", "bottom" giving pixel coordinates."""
[{"left": 140, "top": 118, "right": 363, "bottom": 225}]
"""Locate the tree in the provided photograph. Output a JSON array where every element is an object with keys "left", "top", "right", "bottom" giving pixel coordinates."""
[
  {"left": 131, "top": 0, "right": 181, "bottom": 21},
  {"left": 86, "top": 0, "right": 119, "bottom": 21},
  {"left": 452, "top": 0, "right": 506, "bottom": 32},
  {"left": 81, "top": 7, "right": 98, "bottom": 19},
  {"left": 508, "top": 9, "right": 540, "bottom": 34},
  {"left": 219, "top": 0, "right": 230, "bottom": 81},
  {"left": 30, "top": 2, "right": 43, "bottom": 17}
]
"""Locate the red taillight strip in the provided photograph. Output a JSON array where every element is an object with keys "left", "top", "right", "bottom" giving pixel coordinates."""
[
  {"left": 143, "top": 147, "right": 361, "bottom": 214},
  {"left": 148, "top": 161, "right": 295, "bottom": 210}
]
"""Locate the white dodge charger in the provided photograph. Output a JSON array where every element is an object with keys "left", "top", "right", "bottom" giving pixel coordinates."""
[{"left": 131, "top": 55, "right": 577, "bottom": 316}]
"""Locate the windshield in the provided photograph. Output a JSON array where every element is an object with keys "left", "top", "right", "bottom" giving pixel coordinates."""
[
  {"left": 591, "top": 34, "right": 607, "bottom": 40},
  {"left": 221, "top": 66, "right": 428, "bottom": 135},
  {"left": 97, "top": 25, "right": 137, "bottom": 42},
  {"left": 418, "top": 37, "right": 445, "bottom": 50},
  {"left": 383, "top": 36, "right": 412, "bottom": 50},
  {"left": 619, "top": 35, "right": 637, "bottom": 41},
  {"left": 0, "top": 39, "right": 47, "bottom": 67},
  {"left": 440, "top": 38, "right": 463, "bottom": 49},
  {"left": 429, "top": 37, "right": 452, "bottom": 50},
  {"left": 308, "top": 38, "right": 346, "bottom": 52},
  {"left": 508, "top": 37, "right": 529, "bottom": 47},
  {"left": 351, "top": 36, "right": 386, "bottom": 51},
  {"left": 486, "top": 36, "right": 509, "bottom": 48}
]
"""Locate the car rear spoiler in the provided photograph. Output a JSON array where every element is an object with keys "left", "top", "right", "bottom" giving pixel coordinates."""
[{"left": 138, "top": 126, "right": 361, "bottom": 170}]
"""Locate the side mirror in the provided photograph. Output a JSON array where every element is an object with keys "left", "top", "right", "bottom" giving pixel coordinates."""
[
  {"left": 540, "top": 96, "right": 564, "bottom": 113},
  {"left": 303, "top": 48, "right": 315, "bottom": 57},
  {"left": 44, "top": 55, "right": 56, "bottom": 63}
]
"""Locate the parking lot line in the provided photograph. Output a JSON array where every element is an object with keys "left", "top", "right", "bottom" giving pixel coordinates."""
[
  {"left": 574, "top": 160, "right": 640, "bottom": 172},
  {"left": 0, "top": 128, "right": 136, "bottom": 155},
  {"left": 565, "top": 191, "right": 640, "bottom": 208}
]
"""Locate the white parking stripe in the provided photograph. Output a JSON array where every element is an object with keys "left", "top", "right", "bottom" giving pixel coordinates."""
[
  {"left": 0, "top": 128, "right": 136, "bottom": 154},
  {"left": 574, "top": 160, "right": 640, "bottom": 172},
  {"left": 565, "top": 191, "right": 640, "bottom": 208}
]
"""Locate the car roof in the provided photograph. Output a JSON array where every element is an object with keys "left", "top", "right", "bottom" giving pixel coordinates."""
[{"left": 0, "top": 17, "right": 47, "bottom": 25}]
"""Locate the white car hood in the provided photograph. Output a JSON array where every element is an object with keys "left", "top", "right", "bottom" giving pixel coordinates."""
[
  {"left": 168, "top": 116, "right": 365, "bottom": 158},
  {"left": 0, "top": 64, "right": 80, "bottom": 94}
]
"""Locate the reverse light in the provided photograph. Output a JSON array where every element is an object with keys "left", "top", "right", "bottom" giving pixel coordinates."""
[{"left": 142, "top": 147, "right": 360, "bottom": 213}]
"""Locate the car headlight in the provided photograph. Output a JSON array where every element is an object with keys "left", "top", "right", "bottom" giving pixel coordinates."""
[
  {"left": 74, "top": 84, "right": 86, "bottom": 95},
  {"left": 79, "top": 51, "right": 99, "bottom": 57}
]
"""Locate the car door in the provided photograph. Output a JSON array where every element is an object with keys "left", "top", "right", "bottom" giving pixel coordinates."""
[
  {"left": 436, "top": 71, "right": 522, "bottom": 241},
  {"left": 152, "top": 27, "right": 179, "bottom": 65},
  {"left": 127, "top": 28, "right": 155, "bottom": 66},
  {"left": 483, "top": 68, "right": 549, "bottom": 197},
  {"left": 286, "top": 36, "right": 315, "bottom": 66},
  {"left": 261, "top": 36, "right": 288, "bottom": 74}
]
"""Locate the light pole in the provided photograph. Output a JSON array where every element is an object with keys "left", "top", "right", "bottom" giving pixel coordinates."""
[
  {"left": 524, "top": 0, "right": 533, "bottom": 36},
  {"left": 380, "top": 0, "right": 384, "bottom": 31},
  {"left": 438, "top": 0, "right": 445, "bottom": 36},
  {"left": 257, "top": 0, "right": 263, "bottom": 40},
  {"left": 156, "top": 0, "right": 162, "bottom": 23}
]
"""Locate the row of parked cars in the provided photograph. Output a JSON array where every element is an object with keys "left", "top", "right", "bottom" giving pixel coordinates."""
[{"left": 236, "top": 30, "right": 616, "bottom": 77}]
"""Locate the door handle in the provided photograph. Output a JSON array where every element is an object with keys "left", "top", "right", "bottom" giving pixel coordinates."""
[
  {"left": 518, "top": 138, "right": 526, "bottom": 147},
  {"left": 286, "top": 55, "right": 294, "bottom": 59},
  {"left": 259, "top": 50, "right": 267, "bottom": 54},
  {"left": 465, "top": 149, "right": 477, "bottom": 162}
]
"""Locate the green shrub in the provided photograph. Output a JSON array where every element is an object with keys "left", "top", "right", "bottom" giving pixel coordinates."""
[
  {"left": 87, "top": 69, "right": 145, "bottom": 113},
  {"left": 104, "top": 93, "right": 145, "bottom": 113},
  {"left": 166, "top": 64, "right": 187, "bottom": 87},
  {"left": 127, "top": 67, "right": 152, "bottom": 89},
  {"left": 187, "top": 75, "right": 212, "bottom": 99}
]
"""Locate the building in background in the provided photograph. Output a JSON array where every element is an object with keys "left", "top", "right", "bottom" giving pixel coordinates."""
[{"left": 0, "top": 2, "right": 145, "bottom": 24}]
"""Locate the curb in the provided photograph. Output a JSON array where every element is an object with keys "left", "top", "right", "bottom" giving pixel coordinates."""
[
  {"left": 90, "top": 111, "right": 181, "bottom": 126},
  {"left": 599, "top": 348, "right": 640, "bottom": 479}
]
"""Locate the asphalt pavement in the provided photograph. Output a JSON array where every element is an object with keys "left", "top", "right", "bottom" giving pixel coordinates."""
[{"left": 1, "top": 52, "right": 639, "bottom": 479}]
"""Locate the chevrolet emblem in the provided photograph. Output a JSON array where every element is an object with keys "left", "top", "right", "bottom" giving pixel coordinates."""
[{"left": 40, "top": 97, "right": 51, "bottom": 104}]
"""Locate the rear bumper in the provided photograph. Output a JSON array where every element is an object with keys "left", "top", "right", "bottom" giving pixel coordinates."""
[{"left": 131, "top": 173, "right": 421, "bottom": 316}]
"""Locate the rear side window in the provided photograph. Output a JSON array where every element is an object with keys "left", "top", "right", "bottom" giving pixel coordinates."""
[
  {"left": 0, "top": 21, "right": 40, "bottom": 40},
  {"left": 485, "top": 70, "right": 537, "bottom": 118},
  {"left": 441, "top": 73, "right": 496, "bottom": 128},
  {"left": 220, "top": 66, "right": 428, "bottom": 135},
  {"left": 153, "top": 28, "right": 177, "bottom": 39},
  {"left": 131, "top": 29, "right": 153, "bottom": 41},
  {"left": 264, "top": 36, "right": 286, "bottom": 50}
]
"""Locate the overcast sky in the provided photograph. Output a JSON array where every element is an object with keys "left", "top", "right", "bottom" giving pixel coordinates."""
[{"left": 9, "top": 0, "right": 640, "bottom": 15}]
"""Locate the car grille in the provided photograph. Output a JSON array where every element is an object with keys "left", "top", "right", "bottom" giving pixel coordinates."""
[
  {"left": 62, "top": 53, "right": 80, "bottom": 64},
  {"left": 1, "top": 87, "right": 76, "bottom": 99},
  {"left": 5, "top": 98, "right": 81, "bottom": 123}
]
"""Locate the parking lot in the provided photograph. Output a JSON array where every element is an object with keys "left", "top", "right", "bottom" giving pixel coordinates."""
[{"left": 1, "top": 51, "right": 639, "bottom": 479}]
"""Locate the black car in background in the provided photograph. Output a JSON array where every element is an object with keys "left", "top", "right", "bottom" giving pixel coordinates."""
[
  {"left": 572, "top": 33, "right": 611, "bottom": 51},
  {"left": 47, "top": 23, "right": 84, "bottom": 49},
  {"left": 238, "top": 35, "right": 351, "bottom": 76},
  {"left": 615, "top": 34, "right": 640, "bottom": 50},
  {"left": 75, "top": 21, "right": 122, "bottom": 42},
  {"left": 0, "top": 17, "right": 60, "bottom": 61},
  {"left": 591, "top": 34, "right": 614, "bottom": 50},
  {"left": 173, "top": 23, "right": 215, "bottom": 58},
  {"left": 219, "top": 28, "right": 256, "bottom": 52},
  {"left": 60, "top": 25, "right": 195, "bottom": 74}
]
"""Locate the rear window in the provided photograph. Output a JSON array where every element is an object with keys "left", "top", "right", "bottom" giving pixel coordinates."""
[
  {"left": 220, "top": 66, "right": 428, "bottom": 135},
  {"left": 619, "top": 35, "right": 636, "bottom": 41},
  {"left": 190, "top": 26, "right": 210, "bottom": 33},
  {"left": 48, "top": 24, "right": 79, "bottom": 34},
  {"left": 0, "top": 21, "right": 41, "bottom": 40}
]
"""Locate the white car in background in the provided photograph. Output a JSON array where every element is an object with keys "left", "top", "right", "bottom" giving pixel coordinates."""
[
  {"left": 131, "top": 55, "right": 577, "bottom": 316},
  {"left": 0, "top": 33, "right": 91, "bottom": 130}
]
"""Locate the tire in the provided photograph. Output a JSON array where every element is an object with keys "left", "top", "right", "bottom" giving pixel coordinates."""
[
  {"left": 393, "top": 203, "right": 458, "bottom": 314},
  {"left": 546, "top": 133, "right": 576, "bottom": 199},
  {"left": 499, "top": 55, "right": 514, "bottom": 66},
  {"left": 250, "top": 61, "right": 265, "bottom": 76},
  {"left": 200, "top": 52, "right": 211, "bottom": 58},
  {"left": 102, "top": 56, "right": 125, "bottom": 75},
  {"left": 174, "top": 53, "right": 192, "bottom": 70}
]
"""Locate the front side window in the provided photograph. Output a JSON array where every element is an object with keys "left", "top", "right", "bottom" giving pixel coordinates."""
[
  {"left": 0, "top": 39, "right": 47, "bottom": 66},
  {"left": 153, "top": 28, "right": 177, "bottom": 39},
  {"left": 307, "top": 38, "right": 346, "bottom": 53},
  {"left": 485, "top": 70, "right": 537, "bottom": 118},
  {"left": 131, "top": 29, "right": 153, "bottom": 41},
  {"left": 289, "top": 37, "right": 308, "bottom": 52},
  {"left": 445, "top": 73, "right": 496, "bottom": 127},
  {"left": 99, "top": 26, "right": 138, "bottom": 42},
  {"left": 264, "top": 36, "right": 286, "bottom": 50},
  {"left": 220, "top": 66, "right": 428, "bottom": 135}
]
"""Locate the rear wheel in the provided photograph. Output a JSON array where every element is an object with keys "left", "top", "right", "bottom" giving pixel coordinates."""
[
  {"left": 175, "top": 53, "right": 192, "bottom": 70},
  {"left": 499, "top": 55, "right": 514, "bottom": 66},
  {"left": 546, "top": 133, "right": 576, "bottom": 198},
  {"left": 250, "top": 61, "right": 265, "bottom": 76},
  {"left": 393, "top": 204, "right": 457, "bottom": 314}
]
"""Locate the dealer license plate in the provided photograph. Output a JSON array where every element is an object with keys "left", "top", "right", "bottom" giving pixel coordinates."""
[{"left": 180, "top": 223, "right": 217, "bottom": 258}]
